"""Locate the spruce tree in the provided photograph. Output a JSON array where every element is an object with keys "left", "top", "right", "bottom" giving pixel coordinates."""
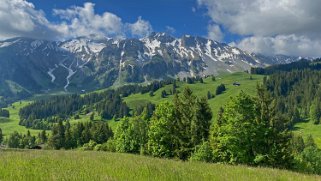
[{"left": 0, "top": 128, "right": 3, "bottom": 144}]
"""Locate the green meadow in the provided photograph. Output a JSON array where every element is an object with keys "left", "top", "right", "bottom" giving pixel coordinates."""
[
  {"left": 124, "top": 72, "right": 263, "bottom": 116},
  {"left": 0, "top": 150, "right": 319, "bottom": 181}
]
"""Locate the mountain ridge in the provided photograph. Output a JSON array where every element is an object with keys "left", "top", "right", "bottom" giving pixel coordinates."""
[{"left": 0, "top": 33, "right": 303, "bottom": 105}]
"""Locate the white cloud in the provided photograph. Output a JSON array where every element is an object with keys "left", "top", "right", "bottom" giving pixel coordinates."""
[
  {"left": 198, "top": 0, "right": 321, "bottom": 56},
  {"left": 0, "top": 0, "right": 62, "bottom": 40},
  {"left": 207, "top": 24, "right": 223, "bottom": 41},
  {"left": 236, "top": 35, "right": 321, "bottom": 57},
  {"left": 127, "top": 16, "right": 153, "bottom": 38},
  {"left": 198, "top": 0, "right": 321, "bottom": 37},
  {"left": 53, "top": 2, "right": 125, "bottom": 39},
  {"left": 0, "top": 1, "right": 153, "bottom": 40}
]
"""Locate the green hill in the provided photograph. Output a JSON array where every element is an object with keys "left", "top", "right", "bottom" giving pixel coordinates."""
[
  {"left": 0, "top": 150, "right": 319, "bottom": 181},
  {"left": 124, "top": 72, "right": 263, "bottom": 117}
]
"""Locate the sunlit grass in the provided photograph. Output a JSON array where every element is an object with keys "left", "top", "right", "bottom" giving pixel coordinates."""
[
  {"left": 0, "top": 101, "right": 41, "bottom": 137},
  {"left": 0, "top": 150, "right": 319, "bottom": 181},
  {"left": 294, "top": 121, "right": 321, "bottom": 148},
  {"left": 124, "top": 72, "right": 264, "bottom": 118}
]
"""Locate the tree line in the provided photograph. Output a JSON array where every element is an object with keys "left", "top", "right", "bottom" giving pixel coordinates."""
[
  {"left": 2, "top": 87, "right": 321, "bottom": 174},
  {"left": 18, "top": 79, "right": 180, "bottom": 130}
]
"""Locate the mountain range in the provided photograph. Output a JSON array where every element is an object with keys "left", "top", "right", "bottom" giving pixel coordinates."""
[{"left": 0, "top": 32, "right": 301, "bottom": 104}]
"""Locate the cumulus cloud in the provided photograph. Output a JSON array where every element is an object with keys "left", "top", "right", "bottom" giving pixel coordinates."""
[
  {"left": 198, "top": 0, "right": 321, "bottom": 57},
  {"left": 53, "top": 2, "right": 125, "bottom": 38},
  {"left": 236, "top": 35, "right": 321, "bottom": 57},
  {"left": 127, "top": 16, "right": 153, "bottom": 38},
  {"left": 0, "top": 1, "right": 153, "bottom": 40},
  {"left": 207, "top": 24, "right": 223, "bottom": 41},
  {"left": 0, "top": 0, "right": 62, "bottom": 40}
]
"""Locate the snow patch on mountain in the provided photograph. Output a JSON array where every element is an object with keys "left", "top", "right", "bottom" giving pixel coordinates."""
[
  {"left": 142, "top": 38, "right": 161, "bottom": 57},
  {"left": 59, "top": 63, "right": 77, "bottom": 91},
  {"left": 47, "top": 68, "right": 56, "bottom": 83}
]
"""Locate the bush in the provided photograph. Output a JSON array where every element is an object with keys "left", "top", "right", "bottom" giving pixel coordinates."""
[
  {"left": 99, "top": 139, "right": 116, "bottom": 152},
  {"left": 81, "top": 140, "right": 97, "bottom": 151},
  {"left": 216, "top": 84, "right": 226, "bottom": 95},
  {"left": 295, "top": 146, "right": 321, "bottom": 174},
  {"left": 189, "top": 141, "right": 213, "bottom": 162}
]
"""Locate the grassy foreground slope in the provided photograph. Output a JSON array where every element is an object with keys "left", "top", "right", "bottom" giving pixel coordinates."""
[{"left": 0, "top": 150, "right": 319, "bottom": 181}]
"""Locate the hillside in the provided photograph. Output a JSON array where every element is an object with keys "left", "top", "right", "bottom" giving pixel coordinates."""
[
  {"left": 124, "top": 72, "right": 264, "bottom": 117},
  {"left": 0, "top": 150, "right": 319, "bottom": 181},
  {"left": 0, "top": 72, "right": 263, "bottom": 136}
]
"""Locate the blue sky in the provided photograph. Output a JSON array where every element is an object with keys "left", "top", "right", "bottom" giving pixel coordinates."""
[
  {"left": 29, "top": 0, "right": 212, "bottom": 39},
  {"left": 1, "top": 0, "right": 321, "bottom": 57}
]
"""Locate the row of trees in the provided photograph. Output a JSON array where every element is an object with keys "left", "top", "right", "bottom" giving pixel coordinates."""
[
  {"left": 4, "top": 130, "right": 47, "bottom": 149},
  {"left": 250, "top": 59, "right": 321, "bottom": 75},
  {"left": 18, "top": 78, "right": 181, "bottom": 129},
  {"left": 19, "top": 91, "right": 130, "bottom": 129},
  {"left": 48, "top": 121, "right": 113, "bottom": 149}
]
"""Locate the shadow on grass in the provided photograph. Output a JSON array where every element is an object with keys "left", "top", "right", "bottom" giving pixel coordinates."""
[{"left": 292, "top": 119, "right": 310, "bottom": 131}]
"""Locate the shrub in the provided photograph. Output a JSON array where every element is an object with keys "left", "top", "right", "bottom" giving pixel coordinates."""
[
  {"left": 295, "top": 146, "right": 321, "bottom": 174},
  {"left": 189, "top": 141, "right": 213, "bottom": 162}
]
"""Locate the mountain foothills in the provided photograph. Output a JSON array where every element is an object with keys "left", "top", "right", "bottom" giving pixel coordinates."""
[{"left": 0, "top": 33, "right": 300, "bottom": 106}]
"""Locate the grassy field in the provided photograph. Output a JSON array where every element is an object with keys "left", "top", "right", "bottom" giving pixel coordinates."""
[
  {"left": 124, "top": 72, "right": 264, "bottom": 117},
  {"left": 0, "top": 150, "right": 319, "bottom": 181},
  {"left": 0, "top": 101, "right": 41, "bottom": 137},
  {"left": 294, "top": 121, "right": 321, "bottom": 147}
]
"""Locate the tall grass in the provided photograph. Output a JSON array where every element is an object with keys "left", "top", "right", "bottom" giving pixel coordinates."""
[{"left": 0, "top": 150, "right": 319, "bottom": 181}]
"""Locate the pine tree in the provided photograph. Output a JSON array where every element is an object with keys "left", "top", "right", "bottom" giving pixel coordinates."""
[
  {"left": 310, "top": 99, "right": 321, "bottom": 124},
  {"left": 216, "top": 84, "right": 226, "bottom": 95},
  {"left": 90, "top": 112, "right": 95, "bottom": 121},
  {"left": 211, "top": 76, "right": 216, "bottom": 81},
  {"left": 207, "top": 91, "right": 213, "bottom": 99},
  {"left": 38, "top": 130, "right": 47, "bottom": 144},
  {"left": 173, "top": 81, "right": 177, "bottom": 94},
  {"left": 48, "top": 121, "right": 65, "bottom": 149},
  {"left": 0, "top": 128, "right": 3, "bottom": 144},
  {"left": 193, "top": 97, "right": 212, "bottom": 145},
  {"left": 161, "top": 90, "right": 167, "bottom": 98},
  {"left": 175, "top": 87, "right": 196, "bottom": 160}
]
